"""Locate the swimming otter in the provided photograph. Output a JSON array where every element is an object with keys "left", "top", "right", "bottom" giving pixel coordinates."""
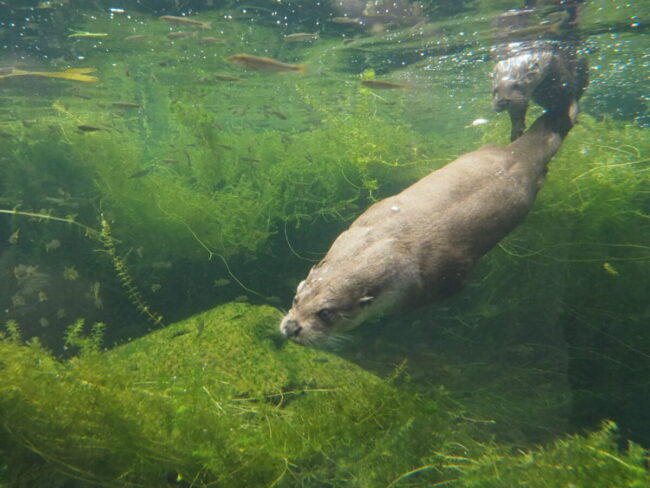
[
  {"left": 491, "top": 6, "right": 588, "bottom": 141},
  {"left": 280, "top": 107, "right": 575, "bottom": 346},
  {"left": 492, "top": 40, "right": 587, "bottom": 141}
]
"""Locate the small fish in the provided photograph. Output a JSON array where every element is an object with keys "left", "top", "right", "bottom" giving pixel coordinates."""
[
  {"left": 603, "top": 262, "right": 619, "bottom": 277},
  {"left": 472, "top": 118, "right": 490, "bottom": 126},
  {"left": 167, "top": 31, "right": 197, "bottom": 40},
  {"left": 284, "top": 32, "right": 319, "bottom": 42},
  {"left": 124, "top": 34, "right": 150, "bottom": 42},
  {"left": 213, "top": 278, "right": 230, "bottom": 287},
  {"left": 68, "top": 29, "right": 108, "bottom": 38},
  {"left": 159, "top": 15, "right": 211, "bottom": 29},
  {"left": 14, "top": 264, "right": 37, "bottom": 279},
  {"left": 227, "top": 54, "right": 307, "bottom": 74},
  {"left": 266, "top": 109, "right": 287, "bottom": 120},
  {"left": 162, "top": 158, "right": 181, "bottom": 164},
  {"left": 361, "top": 79, "right": 409, "bottom": 90},
  {"left": 11, "top": 293, "right": 25, "bottom": 307},
  {"left": 196, "top": 321, "right": 205, "bottom": 337},
  {"left": 112, "top": 101, "right": 141, "bottom": 109},
  {"left": 63, "top": 266, "right": 79, "bottom": 281},
  {"left": 240, "top": 156, "right": 260, "bottom": 163},
  {"left": 40, "top": 317, "right": 49, "bottom": 328},
  {"left": 199, "top": 37, "right": 226, "bottom": 45},
  {"left": 171, "top": 329, "right": 191, "bottom": 338},
  {"left": 0, "top": 67, "right": 99, "bottom": 83},
  {"left": 329, "top": 17, "right": 363, "bottom": 25},
  {"left": 45, "top": 239, "right": 61, "bottom": 251},
  {"left": 129, "top": 166, "right": 156, "bottom": 179},
  {"left": 214, "top": 74, "right": 242, "bottom": 82},
  {"left": 77, "top": 124, "right": 104, "bottom": 132},
  {"left": 38, "top": 291, "right": 48, "bottom": 302},
  {"left": 464, "top": 118, "right": 490, "bottom": 128},
  {"left": 91, "top": 282, "right": 103, "bottom": 309},
  {"left": 151, "top": 283, "right": 162, "bottom": 293},
  {"left": 8, "top": 228, "right": 19, "bottom": 244}
]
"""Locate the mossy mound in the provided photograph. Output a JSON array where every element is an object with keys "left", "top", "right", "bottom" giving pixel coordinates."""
[
  {"left": 2, "top": 304, "right": 649, "bottom": 487},
  {"left": 0, "top": 303, "right": 452, "bottom": 487},
  {"left": 441, "top": 421, "right": 650, "bottom": 488}
]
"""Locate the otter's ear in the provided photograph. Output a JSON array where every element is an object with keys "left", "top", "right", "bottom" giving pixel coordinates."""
[{"left": 359, "top": 296, "right": 375, "bottom": 307}]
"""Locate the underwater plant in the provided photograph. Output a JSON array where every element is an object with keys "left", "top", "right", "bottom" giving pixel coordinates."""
[
  {"left": 99, "top": 216, "right": 164, "bottom": 327},
  {"left": 1, "top": 305, "right": 649, "bottom": 487}
]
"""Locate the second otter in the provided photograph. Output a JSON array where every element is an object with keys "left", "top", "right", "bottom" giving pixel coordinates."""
[
  {"left": 491, "top": 5, "right": 588, "bottom": 141},
  {"left": 280, "top": 108, "right": 575, "bottom": 346}
]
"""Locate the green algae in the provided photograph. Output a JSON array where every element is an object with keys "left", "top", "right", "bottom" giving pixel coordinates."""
[
  {"left": 436, "top": 421, "right": 650, "bottom": 488},
  {"left": 1, "top": 304, "right": 648, "bottom": 487},
  {"left": 1, "top": 3, "right": 650, "bottom": 487},
  {"left": 0, "top": 303, "right": 451, "bottom": 487}
]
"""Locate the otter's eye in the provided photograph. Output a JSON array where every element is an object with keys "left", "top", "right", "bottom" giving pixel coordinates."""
[{"left": 317, "top": 308, "right": 335, "bottom": 323}]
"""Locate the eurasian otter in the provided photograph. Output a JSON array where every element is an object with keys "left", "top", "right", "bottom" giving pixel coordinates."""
[
  {"left": 280, "top": 107, "right": 575, "bottom": 346},
  {"left": 491, "top": 5, "right": 587, "bottom": 141}
]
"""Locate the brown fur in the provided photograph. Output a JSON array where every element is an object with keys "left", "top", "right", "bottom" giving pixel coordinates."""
[
  {"left": 491, "top": 6, "right": 588, "bottom": 141},
  {"left": 280, "top": 109, "right": 574, "bottom": 345},
  {"left": 492, "top": 40, "right": 587, "bottom": 141}
]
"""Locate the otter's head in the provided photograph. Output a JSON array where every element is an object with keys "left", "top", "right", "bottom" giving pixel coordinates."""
[
  {"left": 279, "top": 262, "right": 383, "bottom": 346},
  {"left": 492, "top": 53, "right": 547, "bottom": 112}
]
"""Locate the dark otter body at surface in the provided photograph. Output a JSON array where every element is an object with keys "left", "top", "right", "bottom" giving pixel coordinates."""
[
  {"left": 491, "top": 4, "right": 588, "bottom": 141},
  {"left": 280, "top": 109, "right": 575, "bottom": 346}
]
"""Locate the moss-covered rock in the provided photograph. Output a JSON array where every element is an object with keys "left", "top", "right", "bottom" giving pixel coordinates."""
[
  {"left": 0, "top": 303, "right": 453, "bottom": 487},
  {"left": 438, "top": 421, "right": 650, "bottom": 488},
  {"left": 2, "top": 305, "right": 648, "bottom": 487}
]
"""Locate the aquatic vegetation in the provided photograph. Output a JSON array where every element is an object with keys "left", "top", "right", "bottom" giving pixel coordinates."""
[
  {"left": 99, "top": 217, "right": 164, "bottom": 327},
  {"left": 1, "top": 305, "right": 648, "bottom": 487},
  {"left": 436, "top": 421, "right": 650, "bottom": 488},
  {"left": 0, "top": 3, "right": 649, "bottom": 486},
  {"left": 0, "top": 304, "right": 448, "bottom": 486}
]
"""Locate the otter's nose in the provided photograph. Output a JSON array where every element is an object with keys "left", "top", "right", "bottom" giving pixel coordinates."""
[
  {"left": 281, "top": 319, "right": 302, "bottom": 338},
  {"left": 494, "top": 98, "right": 510, "bottom": 112}
]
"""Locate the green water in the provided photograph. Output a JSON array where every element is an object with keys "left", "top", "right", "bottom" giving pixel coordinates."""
[{"left": 0, "top": 1, "right": 648, "bottom": 486}]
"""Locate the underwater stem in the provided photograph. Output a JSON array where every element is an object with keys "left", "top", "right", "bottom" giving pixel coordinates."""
[{"left": 100, "top": 217, "right": 164, "bottom": 327}]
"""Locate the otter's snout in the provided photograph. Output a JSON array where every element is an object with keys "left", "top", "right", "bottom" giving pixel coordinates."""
[
  {"left": 493, "top": 98, "right": 510, "bottom": 112},
  {"left": 281, "top": 318, "right": 302, "bottom": 338}
]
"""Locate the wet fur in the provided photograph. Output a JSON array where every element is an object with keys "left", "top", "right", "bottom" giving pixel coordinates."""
[
  {"left": 491, "top": 2, "right": 587, "bottom": 141},
  {"left": 280, "top": 109, "right": 574, "bottom": 345},
  {"left": 492, "top": 41, "right": 587, "bottom": 141}
]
